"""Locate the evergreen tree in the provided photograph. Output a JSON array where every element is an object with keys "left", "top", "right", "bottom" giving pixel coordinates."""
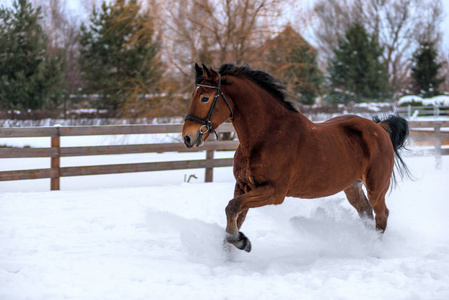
[
  {"left": 0, "top": 0, "right": 65, "bottom": 110},
  {"left": 411, "top": 40, "right": 444, "bottom": 97},
  {"left": 327, "top": 22, "right": 390, "bottom": 104},
  {"left": 266, "top": 26, "right": 322, "bottom": 105},
  {"left": 289, "top": 45, "right": 323, "bottom": 105},
  {"left": 79, "top": 0, "right": 162, "bottom": 112}
]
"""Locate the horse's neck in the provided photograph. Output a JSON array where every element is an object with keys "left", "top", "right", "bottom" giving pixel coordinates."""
[{"left": 227, "top": 80, "right": 310, "bottom": 155}]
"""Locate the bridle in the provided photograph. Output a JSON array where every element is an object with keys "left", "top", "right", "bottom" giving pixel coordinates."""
[{"left": 184, "top": 73, "right": 234, "bottom": 140}]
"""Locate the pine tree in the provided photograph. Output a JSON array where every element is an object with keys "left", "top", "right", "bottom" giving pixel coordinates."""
[
  {"left": 289, "top": 44, "right": 323, "bottom": 105},
  {"left": 0, "top": 0, "right": 65, "bottom": 110},
  {"left": 265, "top": 26, "right": 322, "bottom": 105},
  {"left": 411, "top": 40, "right": 444, "bottom": 97},
  {"left": 79, "top": 0, "right": 162, "bottom": 112},
  {"left": 327, "top": 22, "right": 390, "bottom": 104}
]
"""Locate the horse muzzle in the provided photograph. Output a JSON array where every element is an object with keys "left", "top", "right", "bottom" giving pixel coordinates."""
[{"left": 183, "top": 130, "right": 206, "bottom": 148}]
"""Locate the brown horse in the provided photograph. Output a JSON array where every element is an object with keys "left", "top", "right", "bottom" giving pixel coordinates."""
[{"left": 182, "top": 63, "right": 409, "bottom": 252}]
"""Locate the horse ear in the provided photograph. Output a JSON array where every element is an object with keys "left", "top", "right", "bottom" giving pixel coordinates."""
[
  {"left": 194, "top": 63, "right": 203, "bottom": 84},
  {"left": 194, "top": 63, "right": 202, "bottom": 77},
  {"left": 202, "top": 64, "right": 211, "bottom": 79}
]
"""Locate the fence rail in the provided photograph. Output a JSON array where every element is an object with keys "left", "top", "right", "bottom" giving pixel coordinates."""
[
  {"left": 0, "top": 120, "right": 448, "bottom": 191},
  {"left": 0, "top": 123, "right": 237, "bottom": 190},
  {"left": 396, "top": 105, "right": 449, "bottom": 119}
]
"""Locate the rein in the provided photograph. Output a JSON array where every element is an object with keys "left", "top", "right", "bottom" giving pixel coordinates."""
[{"left": 184, "top": 73, "right": 234, "bottom": 140}]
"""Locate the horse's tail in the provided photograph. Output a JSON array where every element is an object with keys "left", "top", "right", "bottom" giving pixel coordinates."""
[{"left": 373, "top": 114, "right": 412, "bottom": 186}]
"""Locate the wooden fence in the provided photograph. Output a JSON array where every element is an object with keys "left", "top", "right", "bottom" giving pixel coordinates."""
[
  {"left": 0, "top": 123, "right": 237, "bottom": 190},
  {"left": 396, "top": 105, "right": 449, "bottom": 119},
  {"left": 0, "top": 120, "right": 448, "bottom": 191},
  {"left": 408, "top": 120, "right": 449, "bottom": 168},
  {"left": 408, "top": 121, "right": 449, "bottom": 150}
]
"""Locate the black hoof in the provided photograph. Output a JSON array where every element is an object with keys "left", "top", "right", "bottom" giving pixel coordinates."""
[
  {"left": 227, "top": 231, "right": 252, "bottom": 252},
  {"left": 237, "top": 232, "right": 252, "bottom": 252}
]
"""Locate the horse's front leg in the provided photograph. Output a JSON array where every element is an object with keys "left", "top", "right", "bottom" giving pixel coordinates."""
[
  {"left": 225, "top": 184, "right": 284, "bottom": 252},
  {"left": 233, "top": 181, "right": 252, "bottom": 230}
]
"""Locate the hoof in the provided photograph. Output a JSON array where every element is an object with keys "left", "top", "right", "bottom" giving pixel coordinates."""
[
  {"left": 236, "top": 232, "right": 252, "bottom": 252},
  {"left": 226, "top": 231, "right": 252, "bottom": 252}
]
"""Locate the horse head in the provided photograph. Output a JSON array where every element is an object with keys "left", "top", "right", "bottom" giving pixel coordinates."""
[{"left": 182, "top": 64, "right": 234, "bottom": 148}]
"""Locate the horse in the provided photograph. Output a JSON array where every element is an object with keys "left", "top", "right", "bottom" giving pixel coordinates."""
[{"left": 182, "top": 63, "right": 409, "bottom": 253}]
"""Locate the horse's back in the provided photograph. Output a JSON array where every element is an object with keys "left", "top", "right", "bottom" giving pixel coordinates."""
[
  {"left": 320, "top": 115, "right": 376, "bottom": 129},
  {"left": 318, "top": 115, "right": 391, "bottom": 145},
  {"left": 321, "top": 114, "right": 362, "bottom": 124}
]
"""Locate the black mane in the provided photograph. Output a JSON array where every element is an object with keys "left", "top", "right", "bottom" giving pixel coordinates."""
[{"left": 200, "top": 64, "right": 298, "bottom": 113}]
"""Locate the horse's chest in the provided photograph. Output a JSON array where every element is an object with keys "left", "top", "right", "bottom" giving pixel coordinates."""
[
  {"left": 234, "top": 153, "right": 268, "bottom": 192},
  {"left": 235, "top": 166, "right": 259, "bottom": 192}
]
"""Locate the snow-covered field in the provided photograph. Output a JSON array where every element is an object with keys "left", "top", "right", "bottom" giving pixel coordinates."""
[{"left": 1, "top": 144, "right": 448, "bottom": 299}]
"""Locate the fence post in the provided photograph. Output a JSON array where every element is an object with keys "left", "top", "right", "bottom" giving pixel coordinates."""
[
  {"left": 434, "top": 106, "right": 440, "bottom": 118},
  {"left": 205, "top": 150, "right": 214, "bottom": 182},
  {"left": 51, "top": 126, "right": 61, "bottom": 190},
  {"left": 434, "top": 123, "right": 442, "bottom": 169}
]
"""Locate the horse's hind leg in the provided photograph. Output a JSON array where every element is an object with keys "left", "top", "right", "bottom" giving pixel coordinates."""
[
  {"left": 344, "top": 181, "right": 374, "bottom": 220},
  {"left": 367, "top": 188, "right": 389, "bottom": 233},
  {"left": 363, "top": 164, "right": 392, "bottom": 233}
]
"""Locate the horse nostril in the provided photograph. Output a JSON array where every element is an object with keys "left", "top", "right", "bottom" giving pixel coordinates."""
[{"left": 184, "top": 135, "right": 192, "bottom": 146}]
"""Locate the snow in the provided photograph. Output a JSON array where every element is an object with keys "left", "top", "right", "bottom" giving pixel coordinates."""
[
  {"left": 0, "top": 133, "right": 182, "bottom": 149},
  {"left": 427, "top": 95, "right": 449, "bottom": 106},
  {"left": 398, "top": 95, "right": 449, "bottom": 106},
  {"left": 398, "top": 95, "right": 423, "bottom": 105},
  {"left": 1, "top": 150, "right": 449, "bottom": 299}
]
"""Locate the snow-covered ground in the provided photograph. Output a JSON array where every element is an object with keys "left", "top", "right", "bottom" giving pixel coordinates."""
[
  {"left": 1, "top": 150, "right": 448, "bottom": 299},
  {"left": 398, "top": 95, "right": 449, "bottom": 106}
]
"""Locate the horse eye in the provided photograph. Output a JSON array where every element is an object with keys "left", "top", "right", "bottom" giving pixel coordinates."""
[{"left": 201, "top": 96, "right": 209, "bottom": 103}]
